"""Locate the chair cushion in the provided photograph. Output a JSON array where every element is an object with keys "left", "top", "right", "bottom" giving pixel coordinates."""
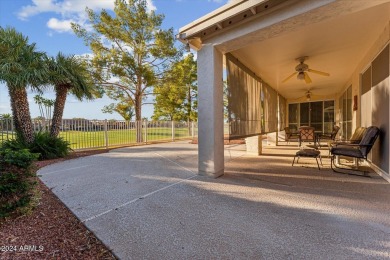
[
  {"left": 296, "top": 149, "right": 320, "bottom": 157},
  {"left": 350, "top": 127, "right": 366, "bottom": 143},
  {"left": 330, "top": 146, "right": 364, "bottom": 158}
]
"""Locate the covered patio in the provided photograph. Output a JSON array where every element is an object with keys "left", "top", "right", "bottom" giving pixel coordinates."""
[
  {"left": 39, "top": 141, "right": 390, "bottom": 259},
  {"left": 178, "top": 0, "right": 390, "bottom": 182}
]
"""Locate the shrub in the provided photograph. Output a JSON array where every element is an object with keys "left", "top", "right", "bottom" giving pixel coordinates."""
[
  {"left": 29, "top": 132, "right": 71, "bottom": 160},
  {"left": 0, "top": 149, "right": 39, "bottom": 218},
  {"left": 0, "top": 136, "right": 26, "bottom": 151},
  {"left": 0, "top": 148, "right": 39, "bottom": 169},
  {"left": 1, "top": 132, "right": 71, "bottom": 160}
]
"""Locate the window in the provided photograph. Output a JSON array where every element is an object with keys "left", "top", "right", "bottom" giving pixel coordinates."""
[
  {"left": 324, "top": 101, "right": 335, "bottom": 133},
  {"left": 310, "top": 101, "right": 323, "bottom": 131},
  {"left": 288, "top": 100, "right": 334, "bottom": 132},
  {"left": 300, "top": 103, "right": 310, "bottom": 126},
  {"left": 339, "top": 86, "right": 352, "bottom": 140},
  {"left": 288, "top": 103, "right": 298, "bottom": 131}
]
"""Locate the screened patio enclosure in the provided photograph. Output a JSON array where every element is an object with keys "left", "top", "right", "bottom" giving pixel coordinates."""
[
  {"left": 225, "top": 53, "right": 286, "bottom": 139},
  {"left": 178, "top": 0, "right": 390, "bottom": 180}
]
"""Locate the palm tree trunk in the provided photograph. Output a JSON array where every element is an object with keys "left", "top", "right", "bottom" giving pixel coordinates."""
[
  {"left": 8, "top": 87, "right": 34, "bottom": 143},
  {"left": 50, "top": 85, "right": 68, "bottom": 137}
]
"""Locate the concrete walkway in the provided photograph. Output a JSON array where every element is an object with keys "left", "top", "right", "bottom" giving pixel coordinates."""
[{"left": 39, "top": 141, "right": 390, "bottom": 259}]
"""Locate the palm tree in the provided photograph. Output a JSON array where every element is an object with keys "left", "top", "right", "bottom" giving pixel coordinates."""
[
  {"left": 0, "top": 114, "right": 12, "bottom": 119},
  {"left": 0, "top": 26, "right": 48, "bottom": 143},
  {"left": 48, "top": 53, "right": 94, "bottom": 137}
]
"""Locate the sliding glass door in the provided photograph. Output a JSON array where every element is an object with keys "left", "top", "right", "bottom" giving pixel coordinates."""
[
  {"left": 323, "top": 101, "right": 335, "bottom": 133},
  {"left": 310, "top": 102, "right": 323, "bottom": 131},
  {"left": 288, "top": 103, "right": 299, "bottom": 131},
  {"left": 288, "top": 100, "right": 335, "bottom": 133},
  {"left": 339, "top": 86, "right": 352, "bottom": 140}
]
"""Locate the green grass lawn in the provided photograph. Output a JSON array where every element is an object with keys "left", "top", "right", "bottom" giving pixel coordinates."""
[
  {"left": 1, "top": 127, "right": 194, "bottom": 150},
  {"left": 0, "top": 132, "right": 16, "bottom": 142},
  {"left": 59, "top": 127, "right": 192, "bottom": 149}
]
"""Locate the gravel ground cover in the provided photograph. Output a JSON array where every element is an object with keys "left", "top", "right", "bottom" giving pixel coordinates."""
[{"left": 0, "top": 149, "right": 116, "bottom": 260}]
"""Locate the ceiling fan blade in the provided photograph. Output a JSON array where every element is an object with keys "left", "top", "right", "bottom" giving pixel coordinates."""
[
  {"left": 282, "top": 72, "right": 298, "bottom": 83},
  {"left": 304, "top": 72, "right": 312, "bottom": 84},
  {"left": 308, "top": 68, "right": 330, "bottom": 76}
]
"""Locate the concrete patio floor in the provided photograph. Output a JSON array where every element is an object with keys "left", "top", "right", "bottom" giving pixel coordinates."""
[{"left": 39, "top": 141, "right": 390, "bottom": 259}]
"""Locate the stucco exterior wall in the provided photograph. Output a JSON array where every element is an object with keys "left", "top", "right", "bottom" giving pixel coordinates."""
[
  {"left": 339, "top": 21, "right": 390, "bottom": 128},
  {"left": 338, "top": 21, "right": 390, "bottom": 180}
]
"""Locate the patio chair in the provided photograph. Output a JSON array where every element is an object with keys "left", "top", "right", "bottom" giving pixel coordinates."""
[
  {"left": 317, "top": 125, "right": 340, "bottom": 147},
  {"left": 331, "top": 127, "right": 366, "bottom": 146},
  {"left": 298, "top": 126, "right": 316, "bottom": 147},
  {"left": 330, "top": 126, "right": 380, "bottom": 175},
  {"left": 284, "top": 127, "right": 299, "bottom": 144}
]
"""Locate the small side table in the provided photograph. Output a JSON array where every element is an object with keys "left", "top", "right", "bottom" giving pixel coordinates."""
[{"left": 292, "top": 149, "right": 323, "bottom": 170}]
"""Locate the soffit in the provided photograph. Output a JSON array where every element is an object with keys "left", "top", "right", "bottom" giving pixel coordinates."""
[{"left": 230, "top": 2, "right": 390, "bottom": 100}]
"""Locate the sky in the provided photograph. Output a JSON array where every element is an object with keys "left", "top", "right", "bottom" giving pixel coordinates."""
[{"left": 0, "top": 0, "right": 229, "bottom": 120}]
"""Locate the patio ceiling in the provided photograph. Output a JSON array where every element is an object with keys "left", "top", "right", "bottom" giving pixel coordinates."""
[{"left": 230, "top": 2, "right": 390, "bottom": 100}]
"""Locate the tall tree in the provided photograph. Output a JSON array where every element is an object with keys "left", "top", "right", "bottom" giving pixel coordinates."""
[
  {"left": 47, "top": 53, "right": 94, "bottom": 137},
  {"left": 0, "top": 26, "right": 48, "bottom": 143},
  {"left": 102, "top": 100, "right": 135, "bottom": 121},
  {"left": 153, "top": 54, "right": 197, "bottom": 124},
  {"left": 152, "top": 81, "right": 185, "bottom": 121},
  {"left": 72, "top": 0, "right": 179, "bottom": 142}
]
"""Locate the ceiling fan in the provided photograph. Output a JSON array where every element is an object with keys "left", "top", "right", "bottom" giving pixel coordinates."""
[
  {"left": 282, "top": 56, "right": 330, "bottom": 84},
  {"left": 291, "top": 87, "right": 323, "bottom": 101},
  {"left": 305, "top": 90, "right": 312, "bottom": 101}
]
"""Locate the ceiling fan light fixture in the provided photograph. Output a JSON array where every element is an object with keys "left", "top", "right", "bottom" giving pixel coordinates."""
[
  {"left": 282, "top": 56, "right": 330, "bottom": 84},
  {"left": 297, "top": 72, "right": 305, "bottom": 80},
  {"left": 306, "top": 91, "right": 311, "bottom": 101}
]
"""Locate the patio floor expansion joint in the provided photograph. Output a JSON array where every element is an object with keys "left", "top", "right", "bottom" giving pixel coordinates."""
[
  {"left": 81, "top": 152, "right": 197, "bottom": 223},
  {"left": 81, "top": 174, "right": 196, "bottom": 223}
]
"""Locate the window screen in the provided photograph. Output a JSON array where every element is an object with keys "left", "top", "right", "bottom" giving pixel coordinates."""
[{"left": 226, "top": 53, "right": 284, "bottom": 138}]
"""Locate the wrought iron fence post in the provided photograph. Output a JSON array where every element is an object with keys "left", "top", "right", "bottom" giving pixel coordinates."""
[
  {"left": 171, "top": 121, "right": 175, "bottom": 141},
  {"left": 144, "top": 120, "right": 148, "bottom": 144},
  {"left": 104, "top": 119, "right": 108, "bottom": 149}
]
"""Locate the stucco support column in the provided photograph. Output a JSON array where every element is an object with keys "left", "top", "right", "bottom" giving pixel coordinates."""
[
  {"left": 197, "top": 44, "right": 224, "bottom": 178},
  {"left": 245, "top": 135, "right": 263, "bottom": 155}
]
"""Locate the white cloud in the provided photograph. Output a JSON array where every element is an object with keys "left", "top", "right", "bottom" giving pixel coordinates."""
[
  {"left": 208, "top": 0, "right": 233, "bottom": 3},
  {"left": 17, "top": 0, "right": 59, "bottom": 20},
  {"left": 18, "top": 0, "right": 158, "bottom": 34},
  {"left": 146, "top": 0, "right": 157, "bottom": 11},
  {"left": 17, "top": 0, "right": 114, "bottom": 34},
  {"left": 47, "top": 18, "right": 74, "bottom": 33},
  {"left": 75, "top": 53, "right": 94, "bottom": 59},
  {"left": 17, "top": 0, "right": 115, "bottom": 20}
]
